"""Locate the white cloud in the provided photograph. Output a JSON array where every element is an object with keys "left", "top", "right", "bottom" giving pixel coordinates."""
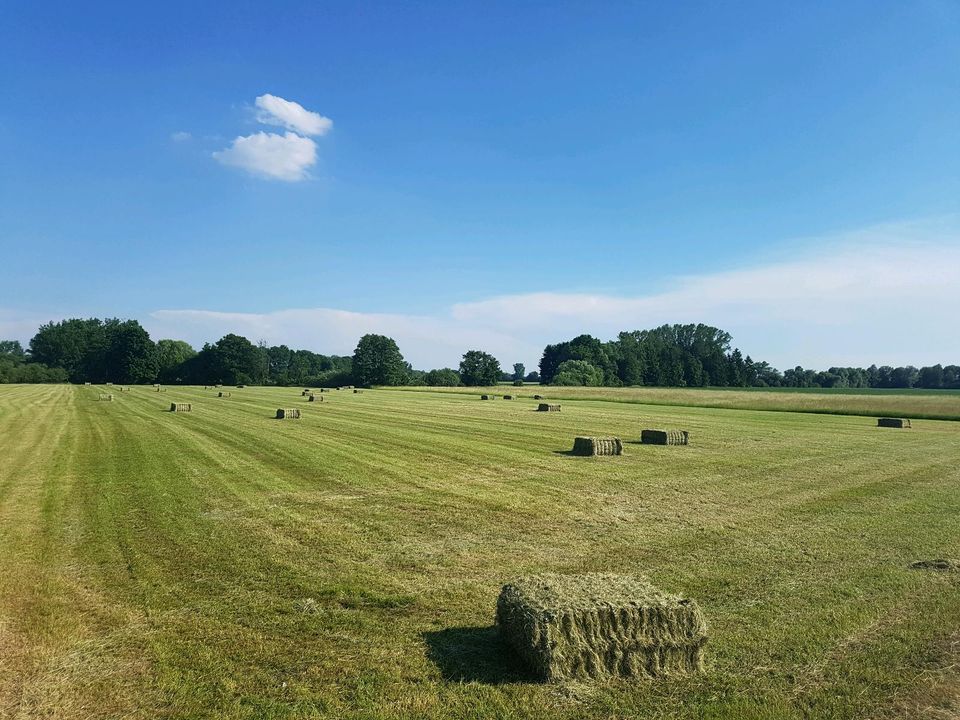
[
  {"left": 212, "top": 131, "right": 317, "bottom": 181},
  {"left": 170, "top": 131, "right": 192, "bottom": 142},
  {"left": 144, "top": 219, "right": 960, "bottom": 370},
  {"left": 254, "top": 94, "right": 332, "bottom": 137}
]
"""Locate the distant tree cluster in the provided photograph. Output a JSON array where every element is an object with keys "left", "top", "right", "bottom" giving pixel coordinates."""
[
  {"left": 2, "top": 318, "right": 956, "bottom": 390},
  {"left": 538, "top": 323, "right": 958, "bottom": 389}
]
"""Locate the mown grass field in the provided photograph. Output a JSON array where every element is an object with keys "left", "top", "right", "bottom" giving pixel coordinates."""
[
  {"left": 1, "top": 384, "right": 958, "bottom": 719},
  {"left": 399, "top": 384, "right": 960, "bottom": 420}
]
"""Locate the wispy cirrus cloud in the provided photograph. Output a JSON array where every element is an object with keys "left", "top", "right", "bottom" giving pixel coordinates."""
[
  {"left": 254, "top": 93, "right": 332, "bottom": 137},
  {"left": 145, "top": 219, "right": 960, "bottom": 370},
  {"left": 213, "top": 94, "right": 331, "bottom": 182}
]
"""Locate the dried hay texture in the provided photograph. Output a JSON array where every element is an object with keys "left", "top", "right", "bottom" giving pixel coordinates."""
[
  {"left": 308, "top": 394, "right": 322, "bottom": 402},
  {"left": 878, "top": 417, "right": 911, "bottom": 428},
  {"left": 641, "top": 429, "right": 689, "bottom": 445},
  {"left": 537, "top": 403, "right": 561, "bottom": 412},
  {"left": 910, "top": 559, "right": 959, "bottom": 571},
  {"left": 571, "top": 436, "right": 623, "bottom": 456},
  {"left": 496, "top": 573, "right": 707, "bottom": 682},
  {"left": 98, "top": 394, "right": 114, "bottom": 402},
  {"left": 218, "top": 392, "right": 231, "bottom": 398},
  {"left": 276, "top": 408, "right": 301, "bottom": 419},
  {"left": 170, "top": 403, "right": 192, "bottom": 413}
]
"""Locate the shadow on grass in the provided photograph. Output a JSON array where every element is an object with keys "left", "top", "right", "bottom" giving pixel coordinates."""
[{"left": 423, "top": 625, "right": 533, "bottom": 684}]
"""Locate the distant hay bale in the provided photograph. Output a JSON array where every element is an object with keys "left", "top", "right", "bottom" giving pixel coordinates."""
[
  {"left": 503, "top": 395, "right": 513, "bottom": 400},
  {"left": 170, "top": 403, "right": 192, "bottom": 412},
  {"left": 308, "top": 394, "right": 322, "bottom": 402},
  {"left": 237, "top": 385, "right": 245, "bottom": 389},
  {"left": 276, "top": 408, "right": 301, "bottom": 419},
  {"left": 641, "top": 429, "right": 689, "bottom": 445},
  {"left": 84, "top": 382, "right": 92, "bottom": 386},
  {"left": 354, "top": 389, "right": 362, "bottom": 394},
  {"left": 301, "top": 390, "right": 311, "bottom": 396},
  {"left": 481, "top": 395, "right": 494, "bottom": 400},
  {"left": 878, "top": 417, "right": 911, "bottom": 428},
  {"left": 537, "top": 403, "right": 560, "bottom": 412},
  {"left": 320, "top": 388, "right": 327, "bottom": 393},
  {"left": 910, "top": 559, "right": 959, "bottom": 571},
  {"left": 534, "top": 394, "right": 543, "bottom": 400},
  {"left": 496, "top": 573, "right": 707, "bottom": 682},
  {"left": 218, "top": 391, "right": 231, "bottom": 397},
  {"left": 105, "top": 382, "right": 113, "bottom": 386},
  {"left": 571, "top": 436, "right": 623, "bottom": 456},
  {"left": 98, "top": 393, "right": 114, "bottom": 402}
]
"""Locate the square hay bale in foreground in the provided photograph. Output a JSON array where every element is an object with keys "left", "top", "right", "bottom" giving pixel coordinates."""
[
  {"left": 276, "top": 408, "right": 301, "bottom": 419},
  {"left": 878, "top": 417, "right": 911, "bottom": 428},
  {"left": 496, "top": 573, "right": 707, "bottom": 682},
  {"left": 571, "top": 436, "right": 623, "bottom": 456},
  {"left": 641, "top": 429, "right": 689, "bottom": 445},
  {"left": 170, "top": 403, "right": 191, "bottom": 412},
  {"left": 537, "top": 403, "right": 561, "bottom": 412}
]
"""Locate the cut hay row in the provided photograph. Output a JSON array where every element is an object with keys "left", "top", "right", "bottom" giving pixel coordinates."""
[
  {"left": 276, "top": 408, "right": 301, "bottom": 420},
  {"left": 641, "top": 429, "right": 689, "bottom": 445},
  {"left": 571, "top": 436, "right": 623, "bottom": 456},
  {"left": 170, "top": 403, "right": 191, "bottom": 413},
  {"left": 496, "top": 573, "right": 707, "bottom": 682},
  {"left": 878, "top": 417, "right": 911, "bottom": 428},
  {"left": 537, "top": 403, "right": 560, "bottom": 412}
]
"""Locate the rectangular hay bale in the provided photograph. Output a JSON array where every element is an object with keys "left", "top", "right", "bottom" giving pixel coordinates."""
[
  {"left": 276, "top": 408, "right": 301, "bottom": 419},
  {"left": 481, "top": 395, "right": 493, "bottom": 400},
  {"left": 537, "top": 403, "right": 561, "bottom": 412},
  {"left": 218, "top": 391, "right": 231, "bottom": 397},
  {"left": 496, "top": 573, "right": 707, "bottom": 682},
  {"left": 641, "top": 429, "right": 689, "bottom": 445},
  {"left": 308, "top": 394, "right": 322, "bottom": 402},
  {"left": 98, "top": 394, "right": 113, "bottom": 401},
  {"left": 170, "top": 403, "right": 191, "bottom": 412},
  {"left": 571, "top": 436, "right": 623, "bottom": 456},
  {"left": 877, "top": 417, "right": 911, "bottom": 428}
]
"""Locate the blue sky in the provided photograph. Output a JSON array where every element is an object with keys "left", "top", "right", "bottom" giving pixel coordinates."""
[{"left": 1, "top": 1, "right": 958, "bottom": 369}]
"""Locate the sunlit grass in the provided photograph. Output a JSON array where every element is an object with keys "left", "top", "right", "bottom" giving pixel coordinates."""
[{"left": 0, "top": 384, "right": 958, "bottom": 718}]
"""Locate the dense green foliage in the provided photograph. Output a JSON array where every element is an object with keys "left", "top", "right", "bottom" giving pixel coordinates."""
[
  {"left": 423, "top": 368, "right": 461, "bottom": 386},
  {"left": 29, "top": 318, "right": 158, "bottom": 384},
  {"left": 459, "top": 350, "right": 502, "bottom": 386},
  {"left": 539, "top": 324, "right": 959, "bottom": 389},
  {"left": 352, "top": 334, "right": 410, "bottom": 387},
  {"left": 551, "top": 359, "right": 605, "bottom": 386}
]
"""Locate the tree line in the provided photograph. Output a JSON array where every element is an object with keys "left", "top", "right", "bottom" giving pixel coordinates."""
[{"left": 1, "top": 318, "right": 956, "bottom": 390}]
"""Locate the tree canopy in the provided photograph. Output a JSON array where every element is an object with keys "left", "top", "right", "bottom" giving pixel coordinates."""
[
  {"left": 352, "top": 334, "right": 409, "bottom": 387},
  {"left": 459, "top": 350, "right": 501, "bottom": 386}
]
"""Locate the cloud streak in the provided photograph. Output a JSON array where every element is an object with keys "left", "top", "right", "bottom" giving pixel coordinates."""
[
  {"left": 145, "top": 219, "right": 960, "bottom": 370},
  {"left": 254, "top": 94, "right": 332, "bottom": 136}
]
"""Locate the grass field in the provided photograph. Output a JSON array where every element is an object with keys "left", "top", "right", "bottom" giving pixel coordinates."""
[
  {"left": 1, "top": 384, "right": 958, "bottom": 719},
  {"left": 399, "top": 385, "right": 960, "bottom": 421}
]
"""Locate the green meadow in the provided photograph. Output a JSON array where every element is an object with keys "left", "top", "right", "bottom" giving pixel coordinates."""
[{"left": 1, "top": 384, "right": 958, "bottom": 719}]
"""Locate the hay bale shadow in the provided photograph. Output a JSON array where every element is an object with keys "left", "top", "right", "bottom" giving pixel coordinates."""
[{"left": 423, "top": 625, "right": 533, "bottom": 684}]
